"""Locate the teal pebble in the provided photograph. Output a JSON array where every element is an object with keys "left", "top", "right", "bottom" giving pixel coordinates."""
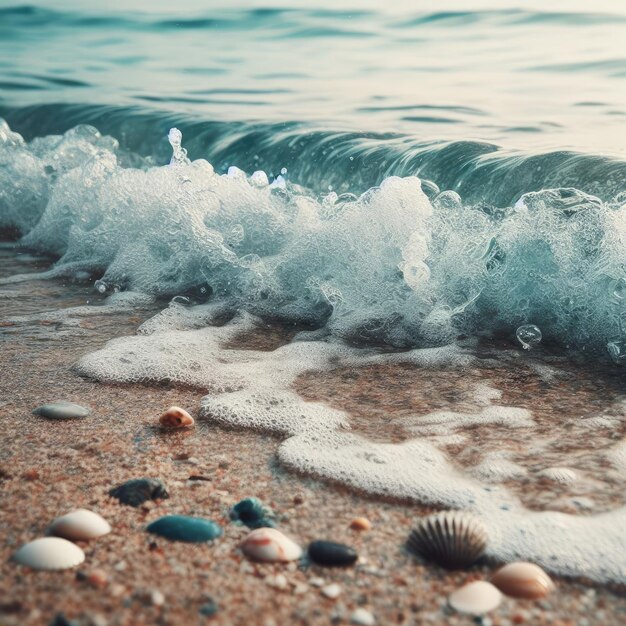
[
  {"left": 146, "top": 516, "right": 222, "bottom": 543},
  {"left": 229, "top": 497, "right": 276, "bottom": 529}
]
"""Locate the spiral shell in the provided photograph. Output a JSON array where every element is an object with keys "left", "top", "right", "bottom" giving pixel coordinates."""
[{"left": 407, "top": 511, "right": 488, "bottom": 569}]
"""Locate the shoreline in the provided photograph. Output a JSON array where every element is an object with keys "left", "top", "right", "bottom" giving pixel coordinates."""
[{"left": 1, "top": 248, "right": 625, "bottom": 625}]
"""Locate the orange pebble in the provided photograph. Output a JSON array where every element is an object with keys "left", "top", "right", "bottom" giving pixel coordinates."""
[{"left": 349, "top": 517, "right": 371, "bottom": 531}]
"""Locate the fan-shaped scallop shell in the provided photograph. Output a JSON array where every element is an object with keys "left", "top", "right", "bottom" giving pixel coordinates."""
[{"left": 407, "top": 511, "right": 488, "bottom": 568}]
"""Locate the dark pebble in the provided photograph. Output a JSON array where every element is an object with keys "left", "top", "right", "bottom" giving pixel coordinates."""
[
  {"left": 109, "top": 478, "right": 169, "bottom": 507},
  {"left": 308, "top": 540, "right": 358, "bottom": 567},
  {"left": 229, "top": 497, "right": 276, "bottom": 529},
  {"left": 146, "top": 515, "right": 222, "bottom": 542},
  {"left": 49, "top": 614, "right": 77, "bottom": 626}
]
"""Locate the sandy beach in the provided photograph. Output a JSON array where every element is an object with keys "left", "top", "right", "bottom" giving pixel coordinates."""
[{"left": 1, "top": 249, "right": 625, "bottom": 626}]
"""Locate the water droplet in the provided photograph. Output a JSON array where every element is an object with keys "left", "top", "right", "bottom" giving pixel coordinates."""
[{"left": 516, "top": 324, "right": 542, "bottom": 350}]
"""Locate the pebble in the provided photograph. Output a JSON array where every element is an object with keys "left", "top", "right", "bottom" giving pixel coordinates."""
[
  {"left": 350, "top": 608, "right": 376, "bottom": 625},
  {"left": 321, "top": 583, "right": 342, "bottom": 599},
  {"left": 159, "top": 406, "right": 194, "bottom": 428},
  {"left": 230, "top": 497, "right": 276, "bottom": 529},
  {"left": 308, "top": 540, "right": 358, "bottom": 567},
  {"left": 491, "top": 562, "right": 555, "bottom": 599},
  {"left": 109, "top": 478, "right": 169, "bottom": 507},
  {"left": 199, "top": 599, "right": 219, "bottom": 617},
  {"left": 12, "top": 537, "right": 85, "bottom": 570},
  {"left": 241, "top": 527, "right": 303, "bottom": 562},
  {"left": 265, "top": 574, "right": 288, "bottom": 590},
  {"left": 86, "top": 569, "right": 109, "bottom": 588},
  {"left": 146, "top": 515, "right": 222, "bottom": 543},
  {"left": 33, "top": 401, "right": 90, "bottom": 420},
  {"left": 349, "top": 517, "right": 371, "bottom": 531},
  {"left": 49, "top": 509, "right": 111, "bottom": 541},
  {"left": 448, "top": 581, "right": 502, "bottom": 616}
]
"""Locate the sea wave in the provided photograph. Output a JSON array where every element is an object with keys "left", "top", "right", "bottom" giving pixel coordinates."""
[{"left": 2, "top": 112, "right": 626, "bottom": 354}]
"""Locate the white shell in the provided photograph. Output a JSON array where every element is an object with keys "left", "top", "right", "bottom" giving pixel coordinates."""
[
  {"left": 241, "top": 527, "right": 302, "bottom": 562},
  {"left": 538, "top": 467, "right": 578, "bottom": 483},
  {"left": 13, "top": 537, "right": 85, "bottom": 570},
  {"left": 491, "top": 561, "right": 555, "bottom": 599},
  {"left": 448, "top": 581, "right": 502, "bottom": 616},
  {"left": 49, "top": 509, "right": 111, "bottom": 541}
]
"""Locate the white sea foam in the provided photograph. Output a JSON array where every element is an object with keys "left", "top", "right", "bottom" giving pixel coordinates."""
[
  {"left": 3, "top": 120, "right": 626, "bottom": 351},
  {"left": 74, "top": 312, "right": 626, "bottom": 584}
]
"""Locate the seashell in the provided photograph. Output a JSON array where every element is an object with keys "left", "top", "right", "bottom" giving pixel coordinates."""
[
  {"left": 146, "top": 515, "right": 222, "bottom": 542},
  {"left": 49, "top": 509, "right": 111, "bottom": 541},
  {"left": 159, "top": 406, "right": 194, "bottom": 428},
  {"left": 33, "top": 401, "right": 89, "bottom": 420},
  {"left": 349, "top": 517, "right": 371, "bottom": 531},
  {"left": 230, "top": 497, "right": 276, "bottom": 529},
  {"left": 448, "top": 580, "right": 502, "bottom": 616},
  {"left": 241, "top": 527, "right": 303, "bottom": 562},
  {"left": 109, "top": 478, "right": 169, "bottom": 507},
  {"left": 537, "top": 467, "right": 577, "bottom": 484},
  {"left": 407, "top": 511, "right": 487, "bottom": 569},
  {"left": 491, "top": 561, "right": 555, "bottom": 599},
  {"left": 12, "top": 537, "right": 85, "bottom": 570},
  {"left": 308, "top": 540, "right": 358, "bottom": 567}
]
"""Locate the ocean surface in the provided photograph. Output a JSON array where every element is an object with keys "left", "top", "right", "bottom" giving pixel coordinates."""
[{"left": 1, "top": 0, "right": 626, "bottom": 584}]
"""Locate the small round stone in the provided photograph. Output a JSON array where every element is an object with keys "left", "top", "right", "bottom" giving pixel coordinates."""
[
  {"left": 13, "top": 537, "right": 85, "bottom": 570},
  {"left": 109, "top": 478, "right": 169, "bottom": 507},
  {"left": 349, "top": 517, "right": 371, "bottom": 531},
  {"left": 448, "top": 581, "right": 502, "bottom": 616},
  {"left": 33, "top": 402, "right": 90, "bottom": 420},
  {"left": 86, "top": 569, "right": 109, "bottom": 588},
  {"left": 308, "top": 540, "right": 358, "bottom": 567},
  {"left": 146, "top": 515, "right": 222, "bottom": 543},
  {"left": 321, "top": 583, "right": 342, "bottom": 599},
  {"left": 491, "top": 562, "right": 555, "bottom": 599},
  {"left": 350, "top": 608, "right": 376, "bottom": 625}
]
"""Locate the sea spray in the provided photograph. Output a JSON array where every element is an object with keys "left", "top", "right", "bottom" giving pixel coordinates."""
[{"left": 3, "top": 122, "right": 626, "bottom": 353}]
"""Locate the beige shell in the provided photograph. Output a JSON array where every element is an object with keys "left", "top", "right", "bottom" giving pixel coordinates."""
[
  {"left": 491, "top": 561, "right": 555, "bottom": 599},
  {"left": 13, "top": 537, "right": 85, "bottom": 570},
  {"left": 407, "top": 511, "right": 488, "bottom": 568},
  {"left": 448, "top": 580, "right": 502, "bottom": 616},
  {"left": 159, "top": 406, "right": 194, "bottom": 428},
  {"left": 241, "top": 527, "right": 303, "bottom": 562},
  {"left": 49, "top": 509, "right": 111, "bottom": 541}
]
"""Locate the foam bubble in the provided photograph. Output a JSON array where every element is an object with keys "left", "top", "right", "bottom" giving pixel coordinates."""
[
  {"left": 75, "top": 313, "right": 626, "bottom": 583},
  {"left": 3, "top": 120, "right": 626, "bottom": 351}
]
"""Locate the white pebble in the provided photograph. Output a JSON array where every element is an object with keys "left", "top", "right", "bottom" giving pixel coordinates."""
[
  {"left": 321, "top": 583, "right": 342, "bottom": 599},
  {"left": 350, "top": 608, "right": 376, "bottom": 625}
]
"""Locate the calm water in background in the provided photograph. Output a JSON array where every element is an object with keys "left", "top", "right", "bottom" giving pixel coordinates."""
[{"left": 1, "top": 0, "right": 626, "bottom": 159}]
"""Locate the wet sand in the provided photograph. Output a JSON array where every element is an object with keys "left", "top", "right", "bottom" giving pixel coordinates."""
[{"left": 1, "top": 247, "right": 625, "bottom": 626}]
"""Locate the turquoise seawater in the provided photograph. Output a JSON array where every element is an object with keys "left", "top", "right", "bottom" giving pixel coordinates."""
[{"left": 2, "top": 1, "right": 626, "bottom": 353}]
